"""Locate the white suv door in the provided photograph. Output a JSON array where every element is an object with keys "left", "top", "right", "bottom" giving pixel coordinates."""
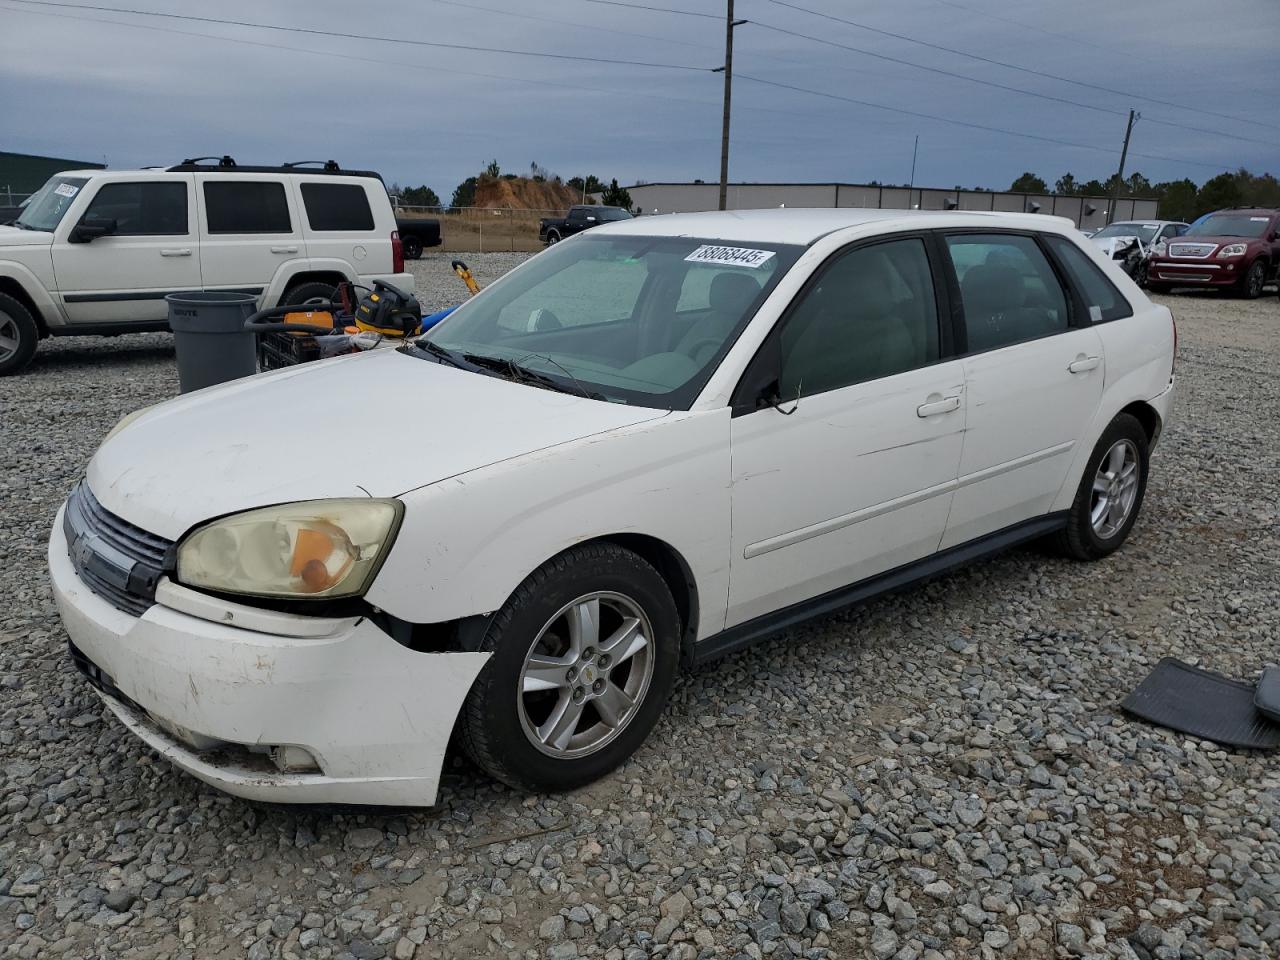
[
  {"left": 195, "top": 176, "right": 306, "bottom": 296},
  {"left": 727, "top": 236, "right": 965, "bottom": 627},
  {"left": 295, "top": 177, "right": 390, "bottom": 275},
  {"left": 52, "top": 176, "right": 200, "bottom": 323},
  {"left": 938, "top": 232, "right": 1104, "bottom": 549}
]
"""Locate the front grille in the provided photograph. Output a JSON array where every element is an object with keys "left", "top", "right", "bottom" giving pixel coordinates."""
[
  {"left": 64, "top": 483, "right": 174, "bottom": 616},
  {"left": 1168, "top": 242, "right": 1216, "bottom": 259},
  {"left": 1156, "top": 271, "right": 1213, "bottom": 283}
]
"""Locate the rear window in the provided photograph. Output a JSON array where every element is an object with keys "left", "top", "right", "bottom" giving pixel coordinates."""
[
  {"left": 1044, "top": 235, "right": 1133, "bottom": 324},
  {"left": 300, "top": 182, "right": 375, "bottom": 231},
  {"left": 203, "top": 181, "right": 292, "bottom": 234}
]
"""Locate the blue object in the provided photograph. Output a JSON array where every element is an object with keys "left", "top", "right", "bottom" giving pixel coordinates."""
[{"left": 420, "top": 306, "right": 457, "bottom": 331}]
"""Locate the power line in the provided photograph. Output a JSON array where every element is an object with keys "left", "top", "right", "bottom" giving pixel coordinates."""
[
  {"left": 577, "top": 0, "right": 722, "bottom": 19},
  {"left": 746, "top": 18, "right": 1280, "bottom": 150},
  {"left": 5, "top": 0, "right": 714, "bottom": 71},
  {"left": 425, "top": 0, "right": 713, "bottom": 52},
  {"left": 736, "top": 72, "right": 1227, "bottom": 171},
  {"left": 761, "top": 0, "right": 1280, "bottom": 134}
]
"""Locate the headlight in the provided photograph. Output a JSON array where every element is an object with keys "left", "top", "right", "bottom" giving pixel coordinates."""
[
  {"left": 177, "top": 499, "right": 402, "bottom": 599},
  {"left": 102, "top": 405, "right": 153, "bottom": 445},
  {"left": 1217, "top": 243, "right": 1247, "bottom": 258},
  {"left": 1151, "top": 241, "right": 1167, "bottom": 257}
]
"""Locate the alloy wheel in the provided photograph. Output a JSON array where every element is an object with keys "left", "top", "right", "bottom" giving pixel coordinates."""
[
  {"left": 1090, "top": 439, "right": 1140, "bottom": 539},
  {"left": 517, "top": 592, "right": 655, "bottom": 759},
  {"left": 0, "top": 310, "right": 20, "bottom": 364}
]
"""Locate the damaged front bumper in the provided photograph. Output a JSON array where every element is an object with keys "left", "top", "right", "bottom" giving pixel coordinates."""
[{"left": 49, "top": 506, "right": 488, "bottom": 806}]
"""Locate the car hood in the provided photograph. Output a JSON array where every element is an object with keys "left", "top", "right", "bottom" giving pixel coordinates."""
[
  {"left": 0, "top": 225, "right": 53, "bottom": 247},
  {"left": 87, "top": 348, "right": 667, "bottom": 540}
]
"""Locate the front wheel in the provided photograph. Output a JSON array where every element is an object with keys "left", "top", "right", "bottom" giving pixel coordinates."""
[
  {"left": 458, "top": 543, "right": 680, "bottom": 792},
  {"left": 1053, "top": 412, "right": 1149, "bottom": 561},
  {"left": 0, "top": 292, "right": 39, "bottom": 376},
  {"left": 1239, "top": 260, "right": 1266, "bottom": 299},
  {"left": 545, "top": 229, "right": 561, "bottom": 244}
]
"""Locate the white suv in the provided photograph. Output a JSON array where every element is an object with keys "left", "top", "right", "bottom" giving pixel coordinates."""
[{"left": 0, "top": 157, "right": 415, "bottom": 374}]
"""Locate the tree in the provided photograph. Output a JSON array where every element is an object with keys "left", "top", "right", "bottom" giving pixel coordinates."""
[
  {"left": 1054, "top": 173, "right": 1079, "bottom": 195},
  {"left": 1196, "top": 172, "right": 1244, "bottom": 215},
  {"left": 398, "top": 185, "right": 441, "bottom": 208},
  {"left": 483, "top": 159, "right": 501, "bottom": 179},
  {"left": 450, "top": 176, "right": 478, "bottom": 211},
  {"left": 600, "top": 178, "right": 633, "bottom": 211},
  {"left": 1010, "top": 172, "right": 1047, "bottom": 193},
  {"left": 566, "top": 175, "right": 605, "bottom": 198},
  {"left": 1078, "top": 179, "right": 1106, "bottom": 196},
  {"left": 1151, "top": 179, "right": 1198, "bottom": 222}
]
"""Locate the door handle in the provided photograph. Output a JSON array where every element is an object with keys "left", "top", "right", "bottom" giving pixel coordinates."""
[
  {"left": 159, "top": 248, "right": 192, "bottom": 257},
  {"left": 270, "top": 245, "right": 298, "bottom": 254},
  {"left": 917, "top": 395, "right": 961, "bottom": 418},
  {"left": 1068, "top": 355, "right": 1101, "bottom": 374}
]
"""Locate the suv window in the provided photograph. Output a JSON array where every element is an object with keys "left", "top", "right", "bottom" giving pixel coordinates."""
[
  {"left": 300, "top": 182, "right": 375, "bottom": 231},
  {"left": 204, "top": 181, "right": 292, "bottom": 234},
  {"left": 1044, "top": 235, "right": 1133, "bottom": 323},
  {"left": 946, "top": 234, "right": 1068, "bottom": 353},
  {"left": 81, "top": 182, "right": 188, "bottom": 236},
  {"left": 779, "top": 237, "right": 939, "bottom": 398}
]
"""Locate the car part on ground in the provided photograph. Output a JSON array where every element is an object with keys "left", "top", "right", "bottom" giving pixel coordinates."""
[{"left": 1122, "top": 658, "right": 1280, "bottom": 749}]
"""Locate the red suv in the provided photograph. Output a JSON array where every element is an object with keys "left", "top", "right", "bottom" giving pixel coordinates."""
[{"left": 1146, "top": 208, "right": 1280, "bottom": 298}]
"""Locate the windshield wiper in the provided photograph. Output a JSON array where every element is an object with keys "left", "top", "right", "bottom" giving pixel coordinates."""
[
  {"left": 406, "top": 338, "right": 482, "bottom": 371},
  {"left": 462, "top": 353, "right": 606, "bottom": 401}
]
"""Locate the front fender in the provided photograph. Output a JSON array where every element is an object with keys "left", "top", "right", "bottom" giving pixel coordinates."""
[{"left": 0, "top": 259, "right": 64, "bottom": 327}]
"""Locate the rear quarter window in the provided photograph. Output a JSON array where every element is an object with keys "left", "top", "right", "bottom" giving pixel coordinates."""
[
  {"left": 300, "top": 182, "right": 375, "bottom": 231},
  {"left": 1044, "top": 235, "right": 1133, "bottom": 324}
]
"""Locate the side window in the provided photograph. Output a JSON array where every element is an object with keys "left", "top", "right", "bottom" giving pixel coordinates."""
[
  {"left": 203, "top": 181, "right": 292, "bottom": 234},
  {"left": 81, "top": 182, "right": 188, "bottom": 236},
  {"left": 1044, "top": 236, "right": 1133, "bottom": 323},
  {"left": 497, "top": 256, "right": 648, "bottom": 331},
  {"left": 778, "top": 237, "right": 939, "bottom": 399},
  {"left": 300, "top": 183, "right": 375, "bottom": 231},
  {"left": 946, "top": 234, "right": 1068, "bottom": 353}
]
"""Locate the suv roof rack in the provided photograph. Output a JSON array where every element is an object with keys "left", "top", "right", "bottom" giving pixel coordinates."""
[{"left": 164, "top": 157, "right": 384, "bottom": 182}]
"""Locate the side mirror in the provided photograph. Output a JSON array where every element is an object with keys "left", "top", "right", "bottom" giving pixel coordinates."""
[{"left": 69, "top": 217, "right": 117, "bottom": 243}]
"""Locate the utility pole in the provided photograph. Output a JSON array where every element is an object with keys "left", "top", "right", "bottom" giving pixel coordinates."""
[
  {"left": 908, "top": 134, "right": 919, "bottom": 203},
  {"left": 1108, "top": 109, "right": 1139, "bottom": 224},
  {"left": 714, "top": 2, "right": 747, "bottom": 211}
]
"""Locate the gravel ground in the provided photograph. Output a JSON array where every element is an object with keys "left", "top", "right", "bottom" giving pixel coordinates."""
[{"left": 1, "top": 263, "right": 1278, "bottom": 960}]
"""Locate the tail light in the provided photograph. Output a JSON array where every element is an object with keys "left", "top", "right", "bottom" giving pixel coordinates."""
[
  {"left": 1170, "top": 311, "right": 1177, "bottom": 380},
  {"left": 391, "top": 230, "right": 404, "bottom": 274}
]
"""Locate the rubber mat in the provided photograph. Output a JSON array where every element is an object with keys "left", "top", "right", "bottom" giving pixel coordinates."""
[{"left": 1121, "top": 657, "right": 1280, "bottom": 750}]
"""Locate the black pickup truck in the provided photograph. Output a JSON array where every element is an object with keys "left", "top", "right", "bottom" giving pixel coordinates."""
[
  {"left": 394, "top": 216, "right": 442, "bottom": 259},
  {"left": 539, "top": 205, "right": 632, "bottom": 244}
]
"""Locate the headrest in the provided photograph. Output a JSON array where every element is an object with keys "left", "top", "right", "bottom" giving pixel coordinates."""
[{"left": 709, "top": 272, "right": 761, "bottom": 313}]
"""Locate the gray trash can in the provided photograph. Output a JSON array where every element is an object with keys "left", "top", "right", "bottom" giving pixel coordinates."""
[{"left": 166, "top": 291, "right": 260, "bottom": 393}]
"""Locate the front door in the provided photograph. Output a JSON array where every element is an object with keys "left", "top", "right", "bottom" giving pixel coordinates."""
[
  {"left": 727, "top": 235, "right": 965, "bottom": 627},
  {"left": 52, "top": 177, "right": 199, "bottom": 323},
  {"left": 937, "top": 232, "right": 1105, "bottom": 549}
]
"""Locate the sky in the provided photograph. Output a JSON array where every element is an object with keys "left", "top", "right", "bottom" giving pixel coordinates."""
[{"left": 2, "top": 0, "right": 1278, "bottom": 201}]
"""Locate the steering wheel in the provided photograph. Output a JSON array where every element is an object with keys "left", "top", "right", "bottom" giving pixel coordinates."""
[{"left": 682, "top": 337, "right": 722, "bottom": 365}]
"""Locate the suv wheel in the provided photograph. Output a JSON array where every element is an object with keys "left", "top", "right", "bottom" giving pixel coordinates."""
[
  {"left": 0, "top": 293, "right": 39, "bottom": 376},
  {"left": 1239, "top": 260, "right": 1266, "bottom": 299},
  {"left": 282, "top": 282, "right": 338, "bottom": 307},
  {"left": 402, "top": 236, "right": 423, "bottom": 260},
  {"left": 1053, "top": 412, "right": 1149, "bottom": 561},
  {"left": 459, "top": 543, "right": 680, "bottom": 792}
]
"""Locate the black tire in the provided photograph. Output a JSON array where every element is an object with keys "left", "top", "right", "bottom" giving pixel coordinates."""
[
  {"left": 1145, "top": 282, "right": 1172, "bottom": 295},
  {"left": 1238, "top": 260, "right": 1266, "bottom": 299},
  {"left": 1052, "top": 412, "right": 1150, "bottom": 561},
  {"left": 1134, "top": 260, "right": 1150, "bottom": 289},
  {"left": 0, "top": 292, "right": 40, "bottom": 376},
  {"left": 458, "top": 543, "right": 680, "bottom": 792},
  {"left": 402, "top": 236, "right": 423, "bottom": 260},
  {"left": 545, "top": 229, "right": 561, "bottom": 244},
  {"left": 281, "top": 281, "right": 339, "bottom": 307}
]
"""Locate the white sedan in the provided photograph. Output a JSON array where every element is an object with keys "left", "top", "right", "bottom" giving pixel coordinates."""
[{"left": 49, "top": 209, "right": 1176, "bottom": 805}]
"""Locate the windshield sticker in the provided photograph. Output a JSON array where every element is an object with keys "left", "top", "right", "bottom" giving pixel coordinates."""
[
  {"left": 685, "top": 245, "right": 776, "bottom": 268},
  {"left": 53, "top": 183, "right": 79, "bottom": 198}
]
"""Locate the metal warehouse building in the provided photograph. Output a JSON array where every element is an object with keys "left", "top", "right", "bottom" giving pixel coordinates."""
[
  {"left": 0, "top": 150, "right": 105, "bottom": 203},
  {"left": 625, "top": 182, "right": 1159, "bottom": 231}
]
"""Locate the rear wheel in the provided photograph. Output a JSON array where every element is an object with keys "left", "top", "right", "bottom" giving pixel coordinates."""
[
  {"left": 1239, "top": 260, "right": 1266, "bottom": 299},
  {"left": 0, "top": 292, "right": 39, "bottom": 376},
  {"left": 458, "top": 543, "right": 680, "bottom": 792},
  {"left": 1053, "top": 412, "right": 1149, "bottom": 561},
  {"left": 281, "top": 282, "right": 338, "bottom": 307},
  {"left": 402, "top": 235, "right": 423, "bottom": 260}
]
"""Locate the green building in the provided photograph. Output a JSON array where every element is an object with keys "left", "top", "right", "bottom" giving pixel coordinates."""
[{"left": 0, "top": 151, "right": 106, "bottom": 202}]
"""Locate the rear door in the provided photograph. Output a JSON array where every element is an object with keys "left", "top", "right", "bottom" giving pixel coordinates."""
[
  {"left": 52, "top": 177, "right": 200, "bottom": 323},
  {"left": 195, "top": 177, "right": 305, "bottom": 297},
  {"left": 296, "top": 178, "right": 389, "bottom": 276},
  {"left": 938, "top": 231, "right": 1104, "bottom": 549}
]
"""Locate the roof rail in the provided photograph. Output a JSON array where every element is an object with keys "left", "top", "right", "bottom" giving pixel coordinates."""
[
  {"left": 283, "top": 160, "right": 341, "bottom": 171},
  {"left": 161, "top": 158, "right": 384, "bottom": 182}
]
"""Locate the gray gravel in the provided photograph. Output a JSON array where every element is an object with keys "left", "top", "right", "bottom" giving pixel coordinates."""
[{"left": 2, "top": 269, "right": 1278, "bottom": 960}]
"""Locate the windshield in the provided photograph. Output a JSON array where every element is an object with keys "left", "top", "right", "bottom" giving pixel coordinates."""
[
  {"left": 420, "top": 234, "right": 803, "bottom": 409},
  {"left": 1093, "top": 222, "right": 1159, "bottom": 241},
  {"left": 595, "top": 207, "right": 633, "bottom": 221},
  {"left": 15, "top": 176, "right": 89, "bottom": 232},
  {"left": 1186, "top": 213, "right": 1273, "bottom": 238}
]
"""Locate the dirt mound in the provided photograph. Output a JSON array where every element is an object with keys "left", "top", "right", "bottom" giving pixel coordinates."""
[{"left": 474, "top": 176, "right": 579, "bottom": 212}]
